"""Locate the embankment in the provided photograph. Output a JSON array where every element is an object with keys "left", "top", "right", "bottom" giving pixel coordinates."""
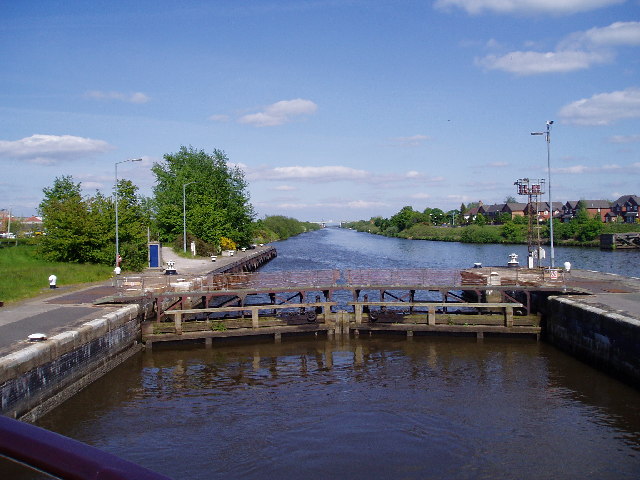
[
  {"left": 0, "top": 246, "right": 277, "bottom": 421},
  {"left": 0, "top": 305, "right": 142, "bottom": 421},
  {"left": 544, "top": 295, "right": 640, "bottom": 387}
]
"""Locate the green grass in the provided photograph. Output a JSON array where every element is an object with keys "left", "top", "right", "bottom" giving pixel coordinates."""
[{"left": 0, "top": 244, "right": 114, "bottom": 304}]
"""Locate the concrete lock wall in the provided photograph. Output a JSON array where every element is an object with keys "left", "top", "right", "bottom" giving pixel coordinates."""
[
  {"left": 545, "top": 296, "right": 640, "bottom": 386},
  {"left": 0, "top": 304, "right": 143, "bottom": 422}
]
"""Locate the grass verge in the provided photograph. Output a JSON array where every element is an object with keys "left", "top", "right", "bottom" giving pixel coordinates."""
[{"left": 0, "top": 244, "right": 114, "bottom": 304}]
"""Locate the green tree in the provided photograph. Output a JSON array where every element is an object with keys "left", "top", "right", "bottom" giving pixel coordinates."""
[
  {"left": 446, "top": 209, "right": 460, "bottom": 225},
  {"left": 257, "top": 215, "right": 320, "bottom": 240},
  {"left": 38, "top": 176, "right": 94, "bottom": 263},
  {"left": 501, "top": 221, "right": 526, "bottom": 243},
  {"left": 112, "top": 180, "right": 149, "bottom": 269},
  {"left": 372, "top": 216, "right": 390, "bottom": 230},
  {"left": 495, "top": 212, "right": 511, "bottom": 225},
  {"left": 428, "top": 208, "right": 445, "bottom": 225},
  {"left": 390, "top": 206, "right": 418, "bottom": 231},
  {"left": 474, "top": 213, "right": 487, "bottom": 226},
  {"left": 152, "top": 146, "right": 255, "bottom": 247},
  {"left": 38, "top": 175, "right": 150, "bottom": 270}
]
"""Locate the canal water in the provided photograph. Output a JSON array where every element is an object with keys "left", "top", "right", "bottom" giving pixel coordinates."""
[{"left": 3, "top": 229, "right": 640, "bottom": 479}]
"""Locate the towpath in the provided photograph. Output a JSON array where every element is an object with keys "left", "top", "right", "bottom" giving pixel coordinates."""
[{"left": 0, "top": 246, "right": 271, "bottom": 355}]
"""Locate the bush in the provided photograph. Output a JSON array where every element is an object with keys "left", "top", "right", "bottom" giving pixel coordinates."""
[
  {"left": 220, "top": 236, "right": 237, "bottom": 250},
  {"left": 460, "top": 225, "right": 502, "bottom": 243},
  {"left": 501, "top": 221, "right": 527, "bottom": 243},
  {"left": 174, "top": 233, "right": 218, "bottom": 255}
]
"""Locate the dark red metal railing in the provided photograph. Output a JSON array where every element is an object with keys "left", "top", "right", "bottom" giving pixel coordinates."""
[{"left": 0, "top": 415, "right": 172, "bottom": 480}]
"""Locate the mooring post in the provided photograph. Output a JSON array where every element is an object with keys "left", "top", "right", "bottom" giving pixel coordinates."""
[
  {"left": 251, "top": 308, "right": 259, "bottom": 328},
  {"left": 174, "top": 312, "right": 182, "bottom": 335},
  {"left": 427, "top": 307, "right": 436, "bottom": 326},
  {"left": 409, "top": 290, "right": 415, "bottom": 314},
  {"left": 355, "top": 304, "right": 363, "bottom": 324},
  {"left": 504, "top": 306, "right": 514, "bottom": 327}
]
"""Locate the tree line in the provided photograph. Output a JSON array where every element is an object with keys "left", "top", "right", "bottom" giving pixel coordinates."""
[
  {"left": 37, "top": 146, "right": 318, "bottom": 270},
  {"left": 343, "top": 201, "right": 637, "bottom": 246}
]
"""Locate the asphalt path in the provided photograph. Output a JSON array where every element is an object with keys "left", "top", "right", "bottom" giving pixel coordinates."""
[{"left": 0, "top": 246, "right": 268, "bottom": 355}]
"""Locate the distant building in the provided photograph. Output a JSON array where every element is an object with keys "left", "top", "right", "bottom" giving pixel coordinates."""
[
  {"left": 608, "top": 195, "right": 639, "bottom": 223},
  {"left": 478, "top": 203, "right": 505, "bottom": 222},
  {"left": 534, "top": 202, "right": 563, "bottom": 222},
  {"left": 502, "top": 203, "right": 528, "bottom": 218},
  {"left": 562, "top": 200, "right": 611, "bottom": 223},
  {"left": 0, "top": 209, "right": 12, "bottom": 232},
  {"left": 22, "top": 216, "right": 44, "bottom": 232}
]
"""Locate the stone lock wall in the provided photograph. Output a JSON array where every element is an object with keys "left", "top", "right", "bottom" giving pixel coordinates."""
[
  {"left": 545, "top": 296, "right": 640, "bottom": 386},
  {"left": 0, "top": 304, "right": 143, "bottom": 422}
]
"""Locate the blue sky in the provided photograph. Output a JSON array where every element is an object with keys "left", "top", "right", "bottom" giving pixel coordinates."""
[{"left": 1, "top": 0, "right": 639, "bottom": 222}]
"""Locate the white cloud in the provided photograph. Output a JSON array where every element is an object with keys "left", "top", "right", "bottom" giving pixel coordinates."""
[
  {"left": 434, "top": 0, "right": 625, "bottom": 16},
  {"left": 558, "top": 87, "right": 640, "bottom": 125},
  {"left": 273, "top": 199, "right": 388, "bottom": 210},
  {"left": 476, "top": 50, "right": 611, "bottom": 75},
  {"left": 410, "top": 193, "right": 431, "bottom": 199},
  {"left": 80, "top": 181, "right": 105, "bottom": 190},
  {"left": 0, "top": 134, "right": 114, "bottom": 164},
  {"left": 608, "top": 134, "right": 640, "bottom": 143},
  {"left": 85, "top": 90, "right": 150, "bottom": 104},
  {"left": 209, "top": 114, "right": 230, "bottom": 122},
  {"left": 273, "top": 185, "right": 298, "bottom": 191},
  {"left": 560, "top": 21, "right": 640, "bottom": 49},
  {"left": 239, "top": 98, "right": 318, "bottom": 127},
  {"left": 392, "top": 134, "right": 431, "bottom": 146},
  {"left": 246, "top": 164, "right": 442, "bottom": 186},
  {"left": 553, "top": 165, "right": 590, "bottom": 174},
  {"left": 345, "top": 200, "right": 388, "bottom": 208},
  {"left": 476, "top": 21, "right": 638, "bottom": 76},
  {"left": 552, "top": 164, "right": 623, "bottom": 174},
  {"left": 267, "top": 165, "right": 368, "bottom": 181}
]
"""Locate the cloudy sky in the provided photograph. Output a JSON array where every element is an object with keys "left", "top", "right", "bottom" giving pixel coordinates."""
[{"left": 1, "top": 0, "right": 639, "bottom": 222}]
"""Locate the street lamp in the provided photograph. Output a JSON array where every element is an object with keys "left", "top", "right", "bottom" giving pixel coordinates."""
[
  {"left": 531, "top": 121, "right": 554, "bottom": 268},
  {"left": 183, "top": 181, "right": 197, "bottom": 253},
  {"left": 115, "top": 158, "right": 142, "bottom": 266}
]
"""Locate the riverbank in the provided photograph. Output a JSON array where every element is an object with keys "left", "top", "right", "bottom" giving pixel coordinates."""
[
  {"left": 342, "top": 221, "right": 639, "bottom": 248},
  {"left": 0, "top": 245, "right": 276, "bottom": 421}
]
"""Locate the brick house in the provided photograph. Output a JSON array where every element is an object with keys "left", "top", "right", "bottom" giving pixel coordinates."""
[
  {"left": 608, "top": 195, "right": 640, "bottom": 223},
  {"left": 536, "top": 202, "right": 563, "bottom": 222},
  {"left": 502, "top": 203, "right": 528, "bottom": 218},
  {"left": 478, "top": 203, "right": 505, "bottom": 223},
  {"left": 561, "top": 200, "right": 611, "bottom": 222},
  {"left": 22, "top": 216, "right": 44, "bottom": 232},
  {"left": 462, "top": 206, "right": 480, "bottom": 223}
]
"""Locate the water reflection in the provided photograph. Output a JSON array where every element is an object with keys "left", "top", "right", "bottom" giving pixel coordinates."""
[
  {"left": 262, "top": 227, "right": 640, "bottom": 277},
  {"left": 3, "top": 336, "right": 639, "bottom": 480}
]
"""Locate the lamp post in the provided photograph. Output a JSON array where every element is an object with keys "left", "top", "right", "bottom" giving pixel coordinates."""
[
  {"left": 115, "top": 158, "right": 142, "bottom": 266},
  {"left": 531, "top": 121, "right": 554, "bottom": 268},
  {"left": 183, "top": 182, "right": 196, "bottom": 253}
]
